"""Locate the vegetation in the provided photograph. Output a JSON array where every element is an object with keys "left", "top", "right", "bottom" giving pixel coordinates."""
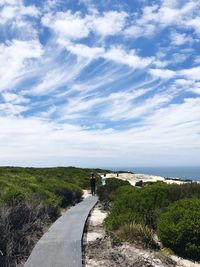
[
  {"left": 116, "top": 223, "right": 159, "bottom": 249},
  {"left": 0, "top": 166, "right": 107, "bottom": 267},
  {"left": 135, "top": 180, "right": 144, "bottom": 187},
  {"left": 2, "top": 168, "right": 200, "bottom": 264},
  {"left": 98, "top": 179, "right": 200, "bottom": 261},
  {"left": 97, "top": 178, "right": 130, "bottom": 202},
  {"left": 0, "top": 201, "right": 59, "bottom": 267},
  {"left": 157, "top": 198, "right": 200, "bottom": 261}
]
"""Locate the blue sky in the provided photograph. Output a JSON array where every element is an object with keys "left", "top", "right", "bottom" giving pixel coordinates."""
[{"left": 0, "top": 0, "right": 200, "bottom": 167}]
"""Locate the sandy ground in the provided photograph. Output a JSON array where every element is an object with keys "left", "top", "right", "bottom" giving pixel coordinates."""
[
  {"left": 83, "top": 200, "right": 200, "bottom": 267},
  {"left": 83, "top": 203, "right": 175, "bottom": 267},
  {"left": 83, "top": 189, "right": 91, "bottom": 199},
  {"left": 105, "top": 173, "right": 190, "bottom": 186}
]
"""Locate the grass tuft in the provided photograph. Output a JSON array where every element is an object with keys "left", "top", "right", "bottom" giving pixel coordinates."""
[{"left": 117, "top": 223, "right": 159, "bottom": 249}]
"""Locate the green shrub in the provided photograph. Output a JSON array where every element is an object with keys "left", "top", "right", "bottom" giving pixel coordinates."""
[
  {"left": 101, "top": 180, "right": 200, "bottom": 261},
  {"left": 157, "top": 198, "right": 200, "bottom": 261},
  {"left": 135, "top": 180, "right": 144, "bottom": 187},
  {"left": 106, "top": 210, "right": 142, "bottom": 231},
  {"left": 56, "top": 185, "right": 82, "bottom": 208},
  {"left": 105, "top": 183, "right": 200, "bottom": 230},
  {"left": 0, "top": 166, "right": 108, "bottom": 208},
  {"left": 0, "top": 201, "right": 60, "bottom": 267},
  {"left": 105, "top": 184, "right": 170, "bottom": 230},
  {"left": 97, "top": 178, "right": 130, "bottom": 202},
  {"left": 44, "top": 180, "right": 83, "bottom": 208},
  {"left": 117, "top": 223, "right": 159, "bottom": 249},
  {"left": 2, "top": 187, "right": 28, "bottom": 203},
  {"left": 0, "top": 166, "right": 109, "bottom": 266}
]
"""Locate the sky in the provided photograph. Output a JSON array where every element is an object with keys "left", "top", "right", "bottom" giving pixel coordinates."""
[{"left": 0, "top": 0, "right": 200, "bottom": 168}]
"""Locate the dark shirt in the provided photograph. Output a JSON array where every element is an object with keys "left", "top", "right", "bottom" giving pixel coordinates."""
[{"left": 90, "top": 177, "right": 96, "bottom": 185}]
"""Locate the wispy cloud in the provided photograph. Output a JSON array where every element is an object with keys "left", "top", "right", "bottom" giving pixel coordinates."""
[
  {"left": 42, "top": 9, "right": 127, "bottom": 41},
  {"left": 149, "top": 69, "right": 176, "bottom": 79},
  {"left": 0, "top": 0, "right": 200, "bottom": 167},
  {"left": 170, "top": 31, "right": 194, "bottom": 46},
  {"left": 0, "top": 39, "right": 43, "bottom": 91}
]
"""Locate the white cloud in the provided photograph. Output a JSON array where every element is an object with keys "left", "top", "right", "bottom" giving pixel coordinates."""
[
  {"left": 92, "top": 11, "right": 127, "bottom": 36},
  {"left": 174, "top": 79, "right": 200, "bottom": 95},
  {"left": 1, "top": 0, "right": 200, "bottom": 167},
  {"left": 190, "top": 84, "right": 200, "bottom": 95},
  {"left": 125, "top": 24, "right": 156, "bottom": 38},
  {"left": 0, "top": 1, "right": 39, "bottom": 25},
  {"left": 170, "top": 31, "right": 193, "bottom": 45},
  {"left": 30, "top": 56, "right": 89, "bottom": 96},
  {"left": 0, "top": 39, "right": 43, "bottom": 91},
  {"left": 101, "top": 90, "right": 171, "bottom": 121},
  {"left": 153, "top": 59, "right": 169, "bottom": 68},
  {"left": 157, "top": 6, "right": 179, "bottom": 25},
  {"left": 192, "top": 88, "right": 200, "bottom": 94},
  {"left": 104, "top": 46, "right": 152, "bottom": 69},
  {"left": 124, "top": 1, "right": 200, "bottom": 39},
  {"left": 194, "top": 56, "right": 200, "bottom": 65},
  {"left": 161, "top": 0, "right": 179, "bottom": 8},
  {"left": 186, "top": 17, "right": 200, "bottom": 36},
  {"left": 0, "top": 103, "right": 27, "bottom": 115},
  {"left": 60, "top": 41, "right": 152, "bottom": 69},
  {"left": 42, "top": 10, "right": 127, "bottom": 41},
  {"left": 68, "top": 61, "right": 134, "bottom": 94},
  {"left": 179, "top": 66, "right": 200, "bottom": 81},
  {"left": 149, "top": 68, "right": 176, "bottom": 79},
  {"left": 147, "top": 97, "right": 200, "bottom": 130},
  {"left": 0, "top": 116, "right": 118, "bottom": 163},
  {"left": 2, "top": 93, "right": 29, "bottom": 104},
  {"left": 65, "top": 88, "right": 147, "bottom": 119},
  {"left": 171, "top": 53, "right": 188, "bottom": 64},
  {"left": 0, "top": 0, "right": 18, "bottom": 7},
  {"left": 42, "top": 11, "right": 90, "bottom": 40},
  {"left": 157, "top": 1, "right": 198, "bottom": 27},
  {"left": 61, "top": 97, "right": 104, "bottom": 118},
  {"left": 175, "top": 79, "right": 194, "bottom": 86},
  {"left": 44, "top": 0, "right": 62, "bottom": 12},
  {"left": 62, "top": 42, "right": 105, "bottom": 59},
  {"left": 1, "top": 96, "right": 200, "bottom": 166}
]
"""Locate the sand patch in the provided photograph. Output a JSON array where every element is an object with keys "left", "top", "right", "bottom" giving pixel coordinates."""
[
  {"left": 83, "top": 202, "right": 200, "bottom": 267},
  {"left": 83, "top": 189, "right": 91, "bottom": 199},
  {"left": 105, "top": 173, "right": 189, "bottom": 186}
]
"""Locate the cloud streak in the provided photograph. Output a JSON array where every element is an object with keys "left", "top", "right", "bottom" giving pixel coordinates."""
[{"left": 0, "top": 0, "right": 200, "bottom": 167}]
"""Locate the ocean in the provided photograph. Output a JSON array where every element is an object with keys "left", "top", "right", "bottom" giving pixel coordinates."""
[{"left": 109, "top": 166, "right": 200, "bottom": 181}]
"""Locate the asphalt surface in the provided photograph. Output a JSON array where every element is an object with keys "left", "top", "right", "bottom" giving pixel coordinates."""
[{"left": 24, "top": 195, "right": 98, "bottom": 267}]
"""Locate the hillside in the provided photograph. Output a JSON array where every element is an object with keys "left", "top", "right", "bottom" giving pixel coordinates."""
[{"left": 0, "top": 166, "right": 108, "bottom": 267}]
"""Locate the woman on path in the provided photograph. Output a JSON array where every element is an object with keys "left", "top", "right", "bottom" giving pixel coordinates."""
[
  {"left": 90, "top": 173, "right": 96, "bottom": 195},
  {"left": 101, "top": 173, "right": 107, "bottom": 186}
]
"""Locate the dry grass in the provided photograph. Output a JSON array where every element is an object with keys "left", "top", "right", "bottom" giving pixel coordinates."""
[
  {"left": 116, "top": 223, "right": 160, "bottom": 250},
  {"left": 0, "top": 201, "right": 59, "bottom": 267}
]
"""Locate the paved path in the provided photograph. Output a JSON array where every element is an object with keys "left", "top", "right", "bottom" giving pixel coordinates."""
[{"left": 24, "top": 196, "right": 98, "bottom": 267}]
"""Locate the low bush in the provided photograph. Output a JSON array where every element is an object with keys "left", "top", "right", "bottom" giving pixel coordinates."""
[
  {"left": 44, "top": 180, "right": 83, "bottom": 208},
  {"left": 105, "top": 183, "right": 200, "bottom": 230},
  {"left": 1, "top": 186, "right": 28, "bottom": 204},
  {"left": 0, "top": 166, "right": 108, "bottom": 266},
  {"left": 0, "top": 201, "right": 59, "bottom": 267},
  {"left": 157, "top": 198, "right": 200, "bottom": 261},
  {"left": 105, "top": 184, "right": 168, "bottom": 230},
  {"left": 117, "top": 223, "right": 159, "bottom": 249},
  {"left": 97, "top": 178, "right": 130, "bottom": 203},
  {"left": 135, "top": 180, "right": 144, "bottom": 187},
  {"left": 101, "top": 180, "right": 200, "bottom": 261}
]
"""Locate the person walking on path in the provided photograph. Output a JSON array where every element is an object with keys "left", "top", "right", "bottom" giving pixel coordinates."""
[
  {"left": 101, "top": 173, "right": 107, "bottom": 186},
  {"left": 90, "top": 173, "right": 96, "bottom": 195}
]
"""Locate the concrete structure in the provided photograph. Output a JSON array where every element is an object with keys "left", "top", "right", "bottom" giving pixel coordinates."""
[{"left": 24, "top": 196, "right": 98, "bottom": 267}]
